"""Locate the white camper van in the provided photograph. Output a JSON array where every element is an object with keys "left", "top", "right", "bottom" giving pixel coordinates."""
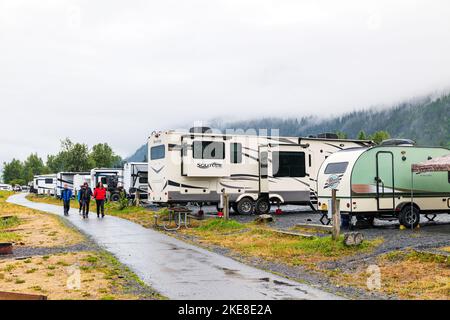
[
  {"left": 316, "top": 141, "right": 450, "bottom": 228},
  {"left": 123, "top": 162, "right": 148, "bottom": 199},
  {"left": 90, "top": 168, "right": 124, "bottom": 201},
  {"left": 73, "top": 174, "right": 92, "bottom": 195},
  {"left": 34, "top": 174, "right": 57, "bottom": 195},
  {"left": 0, "top": 184, "right": 12, "bottom": 191},
  {"left": 56, "top": 172, "right": 89, "bottom": 198},
  {"left": 148, "top": 128, "right": 373, "bottom": 214}
]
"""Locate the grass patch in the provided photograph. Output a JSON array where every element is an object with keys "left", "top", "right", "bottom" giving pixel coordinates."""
[
  {"left": 197, "top": 219, "right": 245, "bottom": 232},
  {"left": 0, "top": 216, "right": 20, "bottom": 230},
  {"left": 182, "top": 220, "right": 382, "bottom": 268},
  {"left": 0, "top": 231, "right": 21, "bottom": 242},
  {"left": 332, "top": 249, "right": 450, "bottom": 300}
]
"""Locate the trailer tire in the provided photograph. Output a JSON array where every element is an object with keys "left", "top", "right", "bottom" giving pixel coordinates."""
[
  {"left": 399, "top": 205, "right": 420, "bottom": 229},
  {"left": 237, "top": 198, "right": 254, "bottom": 215},
  {"left": 255, "top": 198, "right": 271, "bottom": 215},
  {"left": 111, "top": 193, "right": 120, "bottom": 202}
]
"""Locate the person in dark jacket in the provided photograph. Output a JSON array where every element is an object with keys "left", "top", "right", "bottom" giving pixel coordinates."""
[
  {"left": 61, "top": 184, "right": 73, "bottom": 216},
  {"left": 93, "top": 182, "right": 107, "bottom": 218},
  {"left": 79, "top": 182, "right": 93, "bottom": 219}
]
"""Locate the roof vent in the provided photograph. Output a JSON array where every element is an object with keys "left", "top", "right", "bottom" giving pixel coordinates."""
[
  {"left": 317, "top": 133, "right": 339, "bottom": 139},
  {"left": 189, "top": 127, "right": 212, "bottom": 134},
  {"left": 379, "top": 139, "right": 415, "bottom": 146}
]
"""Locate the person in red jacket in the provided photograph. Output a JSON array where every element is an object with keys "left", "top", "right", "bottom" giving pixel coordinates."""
[{"left": 93, "top": 182, "right": 107, "bottom": 218}]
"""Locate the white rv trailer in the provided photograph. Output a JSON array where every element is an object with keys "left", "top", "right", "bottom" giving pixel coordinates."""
[
  {"left": 56, "top": 172, "right": 89, "bottom": 198},
  {"left": 316, "top": 141, "right": 450, "bottom": 228},
  {"left": 34, "top": 174, "right": 57, "bottom": 195},
  {"left": 0, "top": 184, "right": 12, "bottom": 191},
  {"left": 73, "top": 174, "right": 92, "bottom": 195},
  {"left": 148, "top": 128, "right": 373, "bottom": 214},
  {"left": 90, "top": 168, "right": 124, "bottom": 201},
  {"left": 123, "top": 162, "right": 148, "bottom": 199}
]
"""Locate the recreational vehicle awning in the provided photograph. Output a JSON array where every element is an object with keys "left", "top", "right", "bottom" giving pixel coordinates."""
[{"left": 411, "top": 154, "right": 450, "bottom": 173}]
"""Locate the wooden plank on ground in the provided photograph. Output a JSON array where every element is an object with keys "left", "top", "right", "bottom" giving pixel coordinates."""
[
  {"left": 271, "top": 230, "right": 314, "bottom": 239},
  {"left": 296, "top": 223, "right": 333, "bottom": 232},
  {"left": 0, "top": 291, "right": 47, "bottom": 300}
]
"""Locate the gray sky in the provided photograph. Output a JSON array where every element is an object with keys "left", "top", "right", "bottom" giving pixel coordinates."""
[{"left": 1, "top": 0, "right": 450, "bottom": 167}]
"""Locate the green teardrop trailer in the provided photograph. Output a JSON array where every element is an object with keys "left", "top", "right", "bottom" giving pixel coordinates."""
[{"left": 317, "top": 143, "right": 450, "bottom": 228}]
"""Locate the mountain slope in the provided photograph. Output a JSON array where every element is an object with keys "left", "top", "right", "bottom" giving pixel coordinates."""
[{"left": 127, "top": 93, "right": 450, "bottom": 161}]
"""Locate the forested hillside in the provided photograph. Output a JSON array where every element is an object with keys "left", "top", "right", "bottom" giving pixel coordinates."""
[{"left": 127, "top": 93, "right": 450, "bottom": 162}]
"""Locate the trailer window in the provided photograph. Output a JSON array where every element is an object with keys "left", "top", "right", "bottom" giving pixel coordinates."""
[
  {"left": 325, "top": 162, "right": 349, "bottom": 174},
  {"left": 273, "top": 152, "right": 306, "bottom": 178},
  {"left": 231, "top": 143, "right": 242, "bottom": 164},
  {"left": 448, "top": 171, "right": 450, "bottom": 183},
  {"left": 151, "top": 145, "right": 165, "bottom": 160},
  {"left": 139, "top": 174, "right": 148, "bottom": 184},
  {"left": 193, "top": 141, "right": 225, "bottom": 160},
  {"left": 45, "top": 179, "right": 53, "bottom": 184}
]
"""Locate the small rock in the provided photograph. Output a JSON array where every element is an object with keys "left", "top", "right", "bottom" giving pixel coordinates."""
[
  {"left": 344, "top": 232, "right": 364, "bottom": 246},
  {"left": 254, "top": 214, "right": 274, "bottom": 224}
]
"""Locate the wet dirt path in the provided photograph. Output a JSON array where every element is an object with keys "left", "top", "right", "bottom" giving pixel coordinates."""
[{"left": 8, "top": 193, "right": 341, "bottom": 300}]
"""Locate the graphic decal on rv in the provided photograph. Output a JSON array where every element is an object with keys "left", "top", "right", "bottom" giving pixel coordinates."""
[
  {"left": 197, "top": 162, "right": 222, "bottom": 169},
  {"left": 242, "top": 153, "right": 259, "bottom": 162},
  {"left": 150, "top": 166, "right": 165, "bottom": 174},
  {"left": 168, "top": 180, "right": 206, "bottom": 189},
  {"left": 324, "top": 174, "right": 344, "bottom": 189}
]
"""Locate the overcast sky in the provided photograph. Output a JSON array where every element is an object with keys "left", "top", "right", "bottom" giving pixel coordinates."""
[{"left": 1, "top": 0, "right": 450, "bottom": 167}]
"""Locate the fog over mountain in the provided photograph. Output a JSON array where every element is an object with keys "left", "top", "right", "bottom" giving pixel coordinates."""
[{"left": 127, "top": 92, "right": 450, "bottom": 162}]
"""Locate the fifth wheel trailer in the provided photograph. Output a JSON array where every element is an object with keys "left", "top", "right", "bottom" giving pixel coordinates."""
[
  {"left": 316, "top": 142, "right": 450, "bottom": 228},
  {"left": 148, "top": 128, "right": 373, "bottom": 214}
]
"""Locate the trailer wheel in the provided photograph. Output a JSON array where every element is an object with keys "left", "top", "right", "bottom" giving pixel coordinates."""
[
  {"left": 255, "top": 198, "right": 271, "bottom": 215},
  {"left": 399, "top": 205, "right": 420, "bottom": 229},
  {"left": 237, "top": 198, "right": 254, "bottom": 215},
  {"left": 111, "top": 193, "right": 120, "bottom": 202}
]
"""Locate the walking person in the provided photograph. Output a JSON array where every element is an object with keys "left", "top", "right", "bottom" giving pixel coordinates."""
[
  {"left": 93, "top": 182, "right": 107, "bottom": 218},
  {"left": 77, "top": 185, "right": 83, "bottom": 214},
  {"left": 80, "top": 182, "right": 93, "bottom": 219},
  {"left": 61, "top": 184, "right": 72, "bottom": 216}
]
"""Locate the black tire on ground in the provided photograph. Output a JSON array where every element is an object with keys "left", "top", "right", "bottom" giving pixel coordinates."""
[
  {"left": 399, "top": 205, "right": 420, "bottom": 228},
  {"left": 236, "top": 198, "right": 255, "bottom": 215},
  {"left": 110, "top": 193, "right": 120, "bottom": 202},
  {"left": 255, "top": 198, "right": 271, "bottom": 215}
]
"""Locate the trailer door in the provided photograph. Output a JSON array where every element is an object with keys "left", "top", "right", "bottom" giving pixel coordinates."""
[
  {"left": 259, "top": 145, "right": 269, "bottom": 195},
  {"left": 376, "top": 151, "right": 395, "bottom": 210}
]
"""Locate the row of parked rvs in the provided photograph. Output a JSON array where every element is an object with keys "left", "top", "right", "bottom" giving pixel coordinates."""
[
  {"left": 28, "top": 127, "right": 449, "bottom": 228},
  {"left": 147, "top": 127, "right": 450, "bottom": 228},
  {"left": 31, "top": 162, "right": 148, "bottom": 201}
]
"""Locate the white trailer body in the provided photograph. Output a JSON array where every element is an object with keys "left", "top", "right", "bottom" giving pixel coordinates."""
[
  {"left": 56, "top": 172, "right": 89, "bottom": 198},
  {"left": 34, "top": 174, "right": 57, "bottom": 195},
  {"left": 148, "top": 129, "right": 372, "bottom": 214},
  {"left": 73, "top": 174, "right": 92, "bottom": 194},
  {"left": 123, "top": 162, "right": 148, "bottom": 199}
]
